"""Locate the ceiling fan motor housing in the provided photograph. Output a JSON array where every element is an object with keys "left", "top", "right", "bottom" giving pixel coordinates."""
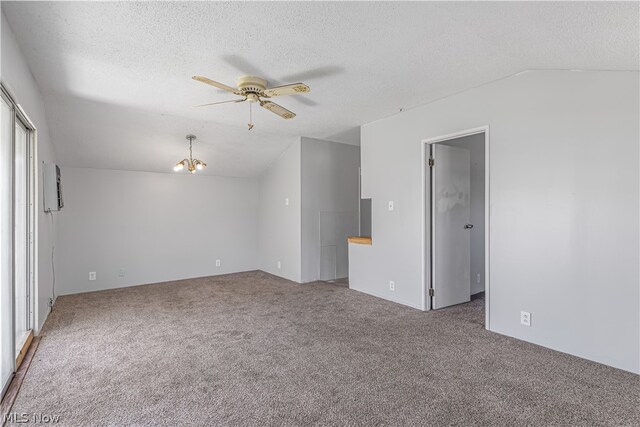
[{"left": 237, "top": 76, "right": 267, "bottom": 101}]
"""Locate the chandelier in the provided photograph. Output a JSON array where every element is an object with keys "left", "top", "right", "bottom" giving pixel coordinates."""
[{"left": 174, "top": 134, "right": 207, "bottom": 174}]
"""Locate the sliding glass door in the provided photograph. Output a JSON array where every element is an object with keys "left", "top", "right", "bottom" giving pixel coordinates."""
[
  {"left": 1, "top": 88, "right": 35, "bottom": 399},
  {"left": 14, "top": 119, "right": 31, "bottom": 352},
  {"left": 1, "top": 92, "right": 14, "bottom": 398}
]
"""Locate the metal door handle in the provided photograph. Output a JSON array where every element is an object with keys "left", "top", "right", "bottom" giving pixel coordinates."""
[{"left": 464, "top": 224, "right": 474, "bottom": 229}]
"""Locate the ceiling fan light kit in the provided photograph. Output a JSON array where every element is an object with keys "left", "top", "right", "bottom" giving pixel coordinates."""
[{"left": 174, "top": 134, "right": 207, "bottom": 174}]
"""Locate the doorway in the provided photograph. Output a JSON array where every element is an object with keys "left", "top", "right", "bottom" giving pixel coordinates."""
[{"left": 423, "top": 127, "right": 489, "bottom": 327}]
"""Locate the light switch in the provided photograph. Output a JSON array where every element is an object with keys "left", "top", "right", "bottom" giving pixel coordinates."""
[{"left": 388, "top": 201, "right": 394, "bottom": 211}]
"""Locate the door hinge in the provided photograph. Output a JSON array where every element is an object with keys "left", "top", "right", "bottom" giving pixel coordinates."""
[
  {"left": 428, "top": 288, "right": 434, "bottom": 297},
  {"left": 428, "top": 157, "right": 434, "bottom": 167}
]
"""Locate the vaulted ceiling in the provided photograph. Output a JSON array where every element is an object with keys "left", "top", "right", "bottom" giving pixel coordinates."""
[{"left": 3, "top": 1, "right": 638, "bottom": 177}]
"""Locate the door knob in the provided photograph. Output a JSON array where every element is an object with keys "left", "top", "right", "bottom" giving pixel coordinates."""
[{"left": 464, "top": 224, "right": 474, "bottom": 229}]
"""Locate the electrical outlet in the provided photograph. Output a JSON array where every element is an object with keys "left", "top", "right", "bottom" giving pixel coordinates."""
[
  {"left": 388, "top": 201, "right": 394, "bottom": 211},
  {"left": 389, "top": 280, "right": 395, "bottom": 291},
  {"left": 215, "top": 259, "right": 221, "bottom": 267},
  {"left": 89, "top": 271, "right": 96, "bottom": 281},
  {"left": 520, "top": 311, "right": 531, "bottom": 326},
  {"left": 285, "top": 198, "right": 290, "bottom": 206},
  {"left": 118, "top": 268, "right": 126, "bottom": 277},
  {"left": 277, "top": 261, "right": 281, "bottom": 269},
  {"left": 476, "top": 273, "right": 481, "bottom": 284}
]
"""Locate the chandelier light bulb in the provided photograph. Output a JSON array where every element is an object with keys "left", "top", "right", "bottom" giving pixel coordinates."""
[{"left": 196, "top": 163, "right": 203, "bottom": 170}]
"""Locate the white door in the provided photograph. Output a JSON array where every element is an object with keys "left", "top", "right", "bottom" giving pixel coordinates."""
[{"left": 432, "top": 144, "right": 471, "bottom": 309}]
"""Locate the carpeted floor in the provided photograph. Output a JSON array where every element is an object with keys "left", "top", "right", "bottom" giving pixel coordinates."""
[{"left": 8, "top": 271, "right": 639, "bottom": 426}]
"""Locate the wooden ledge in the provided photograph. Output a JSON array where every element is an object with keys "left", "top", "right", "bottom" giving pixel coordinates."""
[
  {"left": 348, "top": 236, "right": 372, "bottom": 245},
  {"left": 16, "top": 331, "right": 33, "bottom": 369}
]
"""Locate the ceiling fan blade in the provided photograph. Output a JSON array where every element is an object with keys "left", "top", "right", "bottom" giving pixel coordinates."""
[
  {"left": 193, "top": 98, "right": 246, "bottom": 108},
  {"left": 263, "top": 83, "right": 310, "bottom": 98},
  {"left": 192, "top": 76, "right": 240, "bottom": 94},
  {"left": 260, "top": 101, "right": 296, "bottom": 119}
]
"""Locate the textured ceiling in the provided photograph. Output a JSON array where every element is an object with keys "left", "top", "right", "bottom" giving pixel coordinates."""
[{"left": 3, "top": 1, "right": 638, "bottom": 177}]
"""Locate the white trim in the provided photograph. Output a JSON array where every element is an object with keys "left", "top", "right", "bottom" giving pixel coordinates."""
[
  {"left": 349, "top": 286, "right": 424, "bottom": 311},
  {"left": 420, "top": 141, "right": 427, "bottom": 311},
  {"left": 420, "top": 126, "right": 491, "bottom": 329},
  {"left": 32, "top": 131, "right": 44, "bottom": 334},
  {"left": 422, "top": 126, "right": 489, "bottom": 146},
  {"left": 15, "top": 105, "right": 39, "bottom": 334},
  {"left": 0, "top": 90, "right": 16, "bottom": 397},
  {"left": 15, "top": 104, "right": 36, "bottom": 130}
]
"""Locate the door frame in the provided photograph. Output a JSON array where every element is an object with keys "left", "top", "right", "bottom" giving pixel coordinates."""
[
  {"left": 12, "top": 96, "right": 38, "bottom": 341},
  {"left": 13, "top": 115, "right": 35, "bottom": 349},
  {"left": 421, "top": 125, "right": 490, "bottom": 329}
]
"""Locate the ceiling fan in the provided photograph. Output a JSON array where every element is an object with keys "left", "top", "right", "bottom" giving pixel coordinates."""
[{"left": 192, "top": 75, "right": 310, "bottom": 130}]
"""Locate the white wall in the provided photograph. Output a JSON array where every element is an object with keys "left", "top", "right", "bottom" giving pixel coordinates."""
[
  {"left": 1, "top": 12, "right": 58, "bottom": 333},
  {"left": 353, "top": 70, "right": 639, "bottom": 373},
  {"left": 359, "top": 198, "right": 371, "bottom": 237},
  {"left": 441, "top": 133, "right": 485, "bottom": 295},
  {"left": 258, "top": 141, "right": 302, "bottom": 282},
  {"left": 300, "top": 137, "right": 360, "bottom": 283},
  {"left": 56, "top": 167, "right": 259, "bottom": 294}
]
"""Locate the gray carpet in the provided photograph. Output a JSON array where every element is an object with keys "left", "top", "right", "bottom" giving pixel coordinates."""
[{"left": 8, "top": 271, "right": 639, "bottom": 426}]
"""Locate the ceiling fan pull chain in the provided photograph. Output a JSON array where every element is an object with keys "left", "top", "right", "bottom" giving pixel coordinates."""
[{"left": 248, "top": 102, "right": 254, "bottom": 130}]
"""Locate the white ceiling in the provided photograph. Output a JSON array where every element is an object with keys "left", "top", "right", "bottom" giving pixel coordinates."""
[{"left": 3, "top": 1, "right": 638, "bottom": 177}]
